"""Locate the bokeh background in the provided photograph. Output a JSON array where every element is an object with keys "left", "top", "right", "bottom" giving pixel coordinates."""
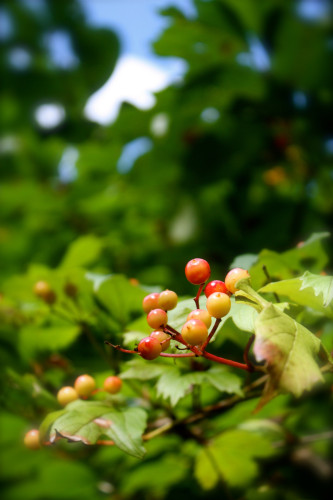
[{"left": 0, "top": 1, "right": 332, "bottom": 499}]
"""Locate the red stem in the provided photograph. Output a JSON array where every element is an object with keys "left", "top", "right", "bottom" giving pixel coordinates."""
[
  {"left": 104, "top": 341, "right": 138, "bottom": 355},
  {"left": 202, "top": 350, "right": 251, "bottom": 371},
  {"left": 243, "top": 334, "right": 255, "bottom": 372},
  {"left": 194, "top": 283, "right": 205, "bottom": 309},
  {"left": 201, "top": 318, "right": 221, "bottom": 351},
  {"left": 160, "top": 352, "right": 196, "bottom": 358}
]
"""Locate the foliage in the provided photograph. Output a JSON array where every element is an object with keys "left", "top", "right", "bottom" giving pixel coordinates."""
[{"left": 1, "top": 0, "right": 333, "bottom": 499}]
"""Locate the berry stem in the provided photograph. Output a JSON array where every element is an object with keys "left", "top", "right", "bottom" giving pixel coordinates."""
[
  {"left": 104, "top": 341, "right": 138, "bottom": 355},
  {"left": 201, "top": 318, "right": 221, "bottom": 351},
  {"left": 202, "top": 351, "right": 252, "bottom": 371},
  {"left": 194, "top": 283, "right": 205, "bottom": 309},
  {"left": 159, "top": 352, "right": 196, "bottom": 358}
]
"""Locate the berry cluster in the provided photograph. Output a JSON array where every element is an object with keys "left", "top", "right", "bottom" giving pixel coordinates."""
[
  {"left": 107, "top": 259, "right": 251, "bottom": 370},
  {"left": 24, "top": 373, "right": 122, "bottom": 449}
]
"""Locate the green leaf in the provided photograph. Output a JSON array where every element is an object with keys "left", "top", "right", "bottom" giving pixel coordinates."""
[
  {"left": 46, "top": 400, "right": 147, "bottom": 458},
  {"left": 121, "top": 359, "right": 165, "bottom": 381},
  {"left": 205, "top": 366, "right": 244, "bottom": 396},
  {"left": 167, "top": 297, "right": 201, "bottom": 331},
  {"left": 253, "top": 304, "right": 326, "bottom": 407},
  {"left": 259, "top": 272, "right": 333, "bottom": 318},
  {"left": 195, "top": 429, "right": 276, "bottom": 489},
  {"left": 18, "top": 323, "right": 81, "bottom": 360},
  {"left": 95, "top": 275, "right": 146, "bottom": 326},
  {"left": 60, "top": 235, "right": 104, "bottom": 268}
]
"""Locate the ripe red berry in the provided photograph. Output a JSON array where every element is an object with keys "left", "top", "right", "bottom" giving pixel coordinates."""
[
  {"left": 204, "top": 280, "right": 229, "bottom": 298},
  {"left": 24, "top": 429, "right": 41, "bottom": 450},
  {"left": 138, "top": 337, "right": 162, "bottom": 360},
  {"left": 206, "top": 292, "right": 231, "bottom": 318},
  {"left": 181, "top": 319, "right": 208, "bottom": 346},
  {"left": 57, "top": 386, "right": 78, "bottom": 406},
  {"left": 187, "top": 309, "right": 212, "bottom": 329},
  {"left": 150, "top": 330, "right": 171, "bottom": 351},
  {"left": 33, "top": 281, "right": 56, "bottom": 304},
  {"left": 185, "top": 258, "right": 211, "bottom": 285},
  {"left": 158, "top": 290, "right": 178, "bottom": 311},
  {"left": 225, "top": 268, "right": 250, "bottom": 294},
  {"left": 104, "top": 376, "right": 122, "bottom": 394},
  {"left": 74, "top": 374, "right": 96, "bottom": 397},
  {"left": 147, "top": 308, "right": 168, "bottom": 329},
  {"left": 142, "top": 293, "right": 160, "bottom": 313}
]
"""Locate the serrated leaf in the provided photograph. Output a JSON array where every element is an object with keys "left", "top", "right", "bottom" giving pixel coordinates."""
[
  {"left": 46, "top": 400, "right": 147, "bottom": 458},
  {"left": 205, "top": 366, "right": 244, "bottom": 396},
  {"left": 259, "top": 272, "right": 333, "bottom": 318},
  {"left": 253, "top": 304, "right": 326, "bottom": 408},
  {"left": 229, "top": 301, "right": 258, "bottom": 333},
  {"left": 195, "top": 429, "right": 276, "bottom": 489},
  {"left": 60, "top": 235, "right": 103, "bottom": 268}
]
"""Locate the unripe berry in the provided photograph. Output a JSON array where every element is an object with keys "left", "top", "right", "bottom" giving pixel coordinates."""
[
  {"left": 64, "top": 282, "right": 78, "bottom": 298},
  {"left": 104, "top": 376, "right": 122, "bottom": 394},
  {"left": 206, "top": 292, "right": 231, "bottom": 318},
  {"left": 142, "top": 293, "right": 160, "bottom": 313},
  {"left": 204, "top": 280, "right": 229, "bottom": 298},
  {"left": 24, "top": 429, "right": 41, "bottom": 450},
  {"left": 225, "top": 268, "right": 250, "bottom": 294},
  {"left": 57, "top": 386, "right": 78, "bottom": 406},
  {"left": 138, "top": 336, "right": 162, "bottom": 360},
  {"left": 187, "top": 309, "right": 212, "bottom": 329},
  {"left": 158, "top": 290, "right": 178, "bottom": 311},
  {"left": 33, "top": 281, "right": 56, "bottom": 304},
  {"left": 147, "top": 308, "right": 168, "bottom": 329},
  {"left": 150, "top": 330, "right": 171, "bottom": 351},
  {"left": 185, "top": 258, "right": 211, "bottom": 285},
  {"left": 74, "top": 374, "right": 96, "bottom": 397},
  {"left": 181, "top": 319, "right": 208, "bottom": 346}
]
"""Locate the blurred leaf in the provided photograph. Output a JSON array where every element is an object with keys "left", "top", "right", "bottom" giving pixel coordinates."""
[
  {"left": 195, "top": 429, "right": 277, "bottom": 488},
  {"left": 60, "top": 235, "right": 104, "bottom": 269}
]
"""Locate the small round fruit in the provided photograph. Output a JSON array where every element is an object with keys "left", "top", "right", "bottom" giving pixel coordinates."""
[
  {"left": 104, "top": 376, "right": 122, "bottom": 394},
  {"left": 185, "top": 258, "right": 211, "bottom": 285},
  {"left": 158, "top": 290, "right": 178, "bottom": 311},
  {"left": 147, "top": 308, "right": 168, "bottom": 329},
  {"left": 24, "top": 429, "right": 41, "bottom": 450},
  {"left": 181, "top": 319, "right": 208, "bottom": 346},
  {"left": 204, "top": 280, "right": 229, "bottom": 298},
  {"left": 225, "top": 268, "right": 250, "bottom": 294},
  {"left": 206, "top": 292, "right": 231, "bottom": 318},
  {"left": 138, "top": 337, "right": 162, "bottom": 360},
  {"left": 74, "top": 374, "right": 96, "bottom": 397},
  {"left": 33, "top": 281, "right": 56, "bottom": 304},
  {"left": 150, "top": 330, "right": 171, "bottom": 351},
  {"left": 187, "top": 309, "right": 212, "bottom": 329},
  {"left": 57, "top": 386, "right": 79, "bottom": 406},
  {"left": 142, "top": 293, "right": 160, "bottom": 313}
]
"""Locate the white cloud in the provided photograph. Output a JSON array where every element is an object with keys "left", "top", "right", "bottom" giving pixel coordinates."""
[{"left": 84, "top": 55, "right": 174, "bottom": 125}]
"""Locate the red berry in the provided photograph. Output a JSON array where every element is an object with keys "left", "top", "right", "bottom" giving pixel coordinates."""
[
  {"left": 142, "top": 293, "right": 160, "bottom": 313},
  {"left": 57, "top": 386, "right": 78, "bottom": 406},
  {"left": 150, "top": 330, "right": 170, "bottom": 351},
  {"left": 181, "top": 319, "right": 208, "bottom": 346},
  {"left": 74, "top": 374, "right": 96, "bottom": 397},
  {"left": 225, "top": 268, "right": 250, "bottom": 294},
  {"left": 158, "top": 290, "right": 178, "bottom": 311},
  {"left": 138, "top": 337, "right": 162, "bottom": 360},
  {"left": 206, "top": 292, "right": 231, "bottom": 318},
  {"left": 24, "top": 429, "right": 41, "bottom": 450},
  {"left": 204, "top": 280, "right": 228, "bottom": 298},
  {"left": 187, "top": 309, "right": 212, "bottom": 329},
  {"left": 147, "top": 308, "right": 168, "bottom": 329},
  {"left": 185, "top": 258, "right": 211, "bottom": 285},
  {"left": 104, "top": 376, "right": 122, "bottom": 394}
]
